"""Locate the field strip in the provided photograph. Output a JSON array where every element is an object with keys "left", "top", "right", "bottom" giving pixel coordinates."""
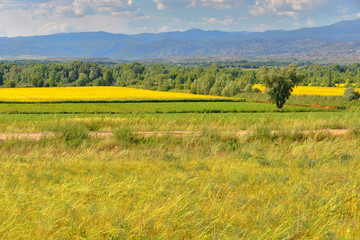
[{"left": 0, "top": 129, "right": 350, "bottom": 140}]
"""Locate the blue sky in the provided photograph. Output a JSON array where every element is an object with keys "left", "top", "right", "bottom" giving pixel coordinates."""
[{"left": 0, "top": 0, "right": 359, "bottom": 37}]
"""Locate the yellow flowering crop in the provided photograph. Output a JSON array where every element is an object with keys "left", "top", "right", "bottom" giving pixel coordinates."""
[
  {"left": 0, "top": 86, "right": 231, "bottom": 102},
  {"left": 253, "top": 84, "right": 360, "bottom": 96}
]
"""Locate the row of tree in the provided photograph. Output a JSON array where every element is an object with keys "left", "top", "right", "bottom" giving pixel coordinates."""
[{"left": 0, "top": 61, "right": 360, "bottom": 98}]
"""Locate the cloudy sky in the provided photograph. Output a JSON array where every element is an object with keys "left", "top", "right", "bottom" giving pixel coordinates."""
[{"left": 0, "top": 0, "right": 359, "bottom": 37}]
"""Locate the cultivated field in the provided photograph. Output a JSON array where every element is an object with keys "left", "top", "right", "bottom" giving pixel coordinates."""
[
  {"left": 0, "top": 101, "right": 325, "bottom": 114},
  {"left": 253, "top": 84, "right": 360, "bottom": 96},
  {"left": 0, "top": 86, "right": 232, "bottom": 102},
  {"left": 0, "top": 86, "right": 360, "bottom": 239}
]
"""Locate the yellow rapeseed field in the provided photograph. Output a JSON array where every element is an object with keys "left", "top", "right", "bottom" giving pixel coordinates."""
[
  {"left": 0, "top": 86, "right": 230, "bottom": 102},
  {"left": 253, "top": 84, "right": 360, "bottom": 96}
]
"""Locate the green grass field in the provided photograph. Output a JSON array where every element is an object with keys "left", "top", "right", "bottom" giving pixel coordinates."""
[
  {"left": 0, "top": 101, "right": 327, "bottom": 114},
  {"left": 0, "top": 111, "right": 357, "bottom": 133},
  {"left": 0, "top": 97, "right": 359, "bottom": 239}
]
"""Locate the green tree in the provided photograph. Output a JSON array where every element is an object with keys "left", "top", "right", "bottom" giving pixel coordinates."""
[
  {"left": 37, "top": 78, "right": 44, "bottom": 87},
  {"left": 89, "top": 66, "right": 100, "bottom": 81},
  {"left": 104, "top": 70, "right": 114, "bottom": 86},
  {"left": 210, "top": 76, "right": 226, "bottom": 96},
  {"left": 197, "top": 74, "right": 215, "bottom": 95},
  {"left": 31, "top": 75, "right": 42, "bottom": 87},
  {"left": 175, "top": 74, "right": 185, "bottom": 90},
  {"left": 190, "top": 80, "right": 198, "bottom": 94},
  {"left": 94, "top": 77, "right": 106, "bottom": 86},
  {"left": 221, "top": 81, "right": 240, "bottom": 97},
  {"left": 258, "top": 65, "right": 304, "bottom": 109},
  {"left": 0, "top": 70, "right": 3, "bottom": 86},
  {"left": 184, "top": 77, "right": 192, "bottom": 90},
  {"left": 327, "top": 68, "right": 333, "bottom": 87},
  {"left": 77, "top": 73, "right": 89, "bottom": 86},
  {"left": 49, "top": 78, "right": 56, "bottom": 87},
  {"left": 68, "top": 71, "right": 77, "bottom": 83}
]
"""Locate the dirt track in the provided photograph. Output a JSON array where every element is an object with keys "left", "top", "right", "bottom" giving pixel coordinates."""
[{"left": 0, "top": 129, "right": 351, "bottom": 141}]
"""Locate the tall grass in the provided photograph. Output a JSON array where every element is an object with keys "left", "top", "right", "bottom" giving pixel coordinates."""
[
  {"left": 0, "top": 131, "right": 359, "bottom": 239},
  {"left": 0, "top": 111, "right": 358, "bottom": 134},
  {"left": 51, "top": 121, "right": 89, "bottom": 146}
]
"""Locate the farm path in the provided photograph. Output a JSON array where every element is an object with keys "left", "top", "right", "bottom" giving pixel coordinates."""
[{"left": 0, "top": 129, "right": 350, "bottom": 141}]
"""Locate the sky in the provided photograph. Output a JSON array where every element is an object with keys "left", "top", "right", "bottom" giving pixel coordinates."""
[{"left": 0, "top": 0, "right": 359, "bottom": 37}]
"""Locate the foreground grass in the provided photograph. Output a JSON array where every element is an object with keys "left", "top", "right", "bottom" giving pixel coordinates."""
[{"left": 0, "top": 128, "right": 360, "bottom": 239}]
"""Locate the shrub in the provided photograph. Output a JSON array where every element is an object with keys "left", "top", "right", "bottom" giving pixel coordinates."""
[
  {"left": 53, "top": 121, "right": 89, "bottom": 146},
  {"left": 252, "top": 88, "right": 262, "bottom": 93},
  {"left": 247, "top": 126, "right": 274, "bottom": 141},
  {"left": 343, "top": 87, "right": 360, "bottom": 101},
  {"left": 5, "top": 80, "right": 16, "bottom": 88},
  {"left": 114, "top": 127, "right": 138, "bottom": 146},
  {"left": 244, "top": 84, "right": 253, "bottom": 93}
]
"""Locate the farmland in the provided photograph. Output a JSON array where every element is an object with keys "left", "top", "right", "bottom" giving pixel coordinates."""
[
  {"left": 1, "top": 83, "right": 360, "bottom": 239},
  {"left": 0, "top": 101, "right": 325, "bottom": 114},
  {"left": 0, "top": 86, "right": 231, "bottom": 102},
  {"left": 253, "top": 84, "right": 360, "bottom": 96}
]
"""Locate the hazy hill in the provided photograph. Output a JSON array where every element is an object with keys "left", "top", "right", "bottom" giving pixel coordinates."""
[{"left": 0, "top": 19, "right": 359, "bottom": 61}]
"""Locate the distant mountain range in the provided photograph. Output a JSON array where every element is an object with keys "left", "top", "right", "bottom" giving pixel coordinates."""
[{"left": 0, "top": 19, "right": 359, "bottom": 61}]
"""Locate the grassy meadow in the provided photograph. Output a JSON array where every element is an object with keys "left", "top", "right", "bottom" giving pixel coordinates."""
[
  {"left": 0, "top": 86, "right": 360, "bottom": 239},
  {"left": 0, "top": 101, "right": 325, "bottom": 114}
]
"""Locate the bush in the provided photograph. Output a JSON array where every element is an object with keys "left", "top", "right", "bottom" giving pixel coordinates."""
[
  {"left": 253, "top": 88, "right": 262, "bottom": 93},
  {"left": 114, "top": 127, "right": 138, "bottom": 146},
  {"left": 244, "top": 84, "right": 253, "bottom": 93},
  {"left": 343, "top": 87, "right": 360, "bottom": 101},
  {"left": 53, "top": 121, "right": 89, "bottom": 146},
  {"left": 5, "top": 80, "right": 16, "bottom": 88}
]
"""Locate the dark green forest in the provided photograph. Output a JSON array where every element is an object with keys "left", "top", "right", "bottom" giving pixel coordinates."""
[{"left": 0, "top": 61, "right": 360, "bottom": 97}]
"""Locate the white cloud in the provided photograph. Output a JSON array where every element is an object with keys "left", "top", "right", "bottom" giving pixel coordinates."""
[
  {"left": 249, "top": 0, "right": 322, "bottom": 19},
  {"left": 39, "top": 22, "right": 82, "bottom": 34},
  {"left": 293, "top": 21, "right": 300, "bottom": 27},
  {"left": 0, "top": 28, "right": 6, "bottom": 36},
  {"left": 202, "top": 16, "right": 237, "bottom": 26},
  {"left": 306, "top": 17, "right": 315, "bottom": 27},
  {"left": 188, "top": 16, "right": 238, "bottom": 26},
  {"left": 337, "top": 6, "right": 349, "bottom": 15},
  {"left": 357, "top": 12, "right": 360, "bottom": 18},
  {"left": 153, "top": 0, "right": 167, "bottom": 10},
  {"left": 49, "top": 0, "right": 135, "bottom": 16},
  {"left": 136, "top": 26, "right": 148, "bottom": 32},
  {"left": 0, "top": 0, "right": 8, "bottom": 9},
  {"left": 26, "top": 0, "right": 139, "bottom": 18},
  {"left": 254, "top": 23, "right": 273, "bottom": 32},
  {"left": 0, "top": 0, "right": 49, "bottom": 10},
  {"left": 153, "top": 0, "right": 242, "bottom": 10},
  {"left": 193, "top": 0, "right": 242, "bottom": 9},
  {"left": 153, "top": 0, "right": 188, "bottom": 10},
  {"left": 158, "top": 26, "right": 169, "bottom": 32}
]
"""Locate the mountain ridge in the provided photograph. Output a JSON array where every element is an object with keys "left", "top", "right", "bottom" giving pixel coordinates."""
[{"left": 0, "top": 19, "right": 359, "bottom": 61}]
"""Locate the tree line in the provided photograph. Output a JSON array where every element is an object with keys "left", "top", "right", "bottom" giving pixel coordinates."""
[{"left": 0, "top": 61, "right": 360, "bottom": 98}]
